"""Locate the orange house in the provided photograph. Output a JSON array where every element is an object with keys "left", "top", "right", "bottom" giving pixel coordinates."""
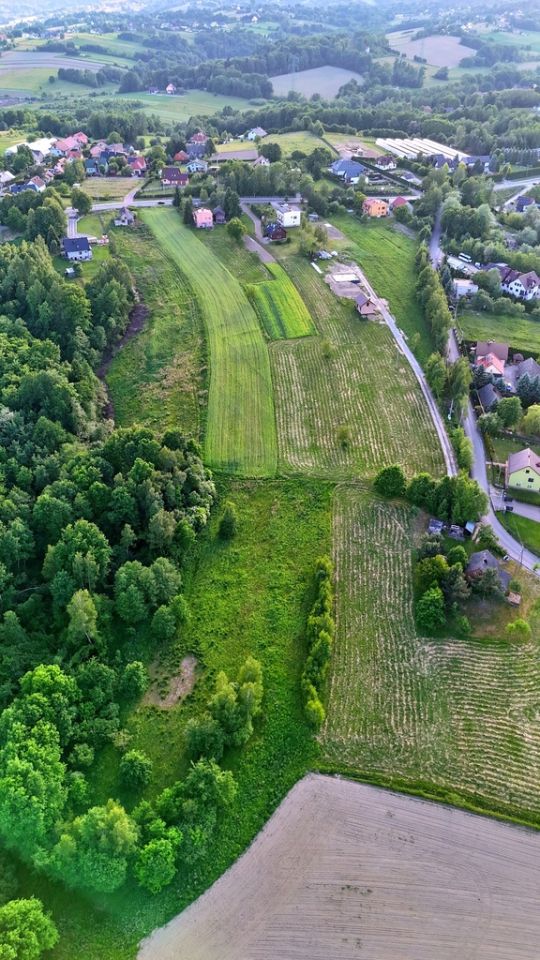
[{"left": 363, "top": 197, "right": 389, "bottom": 218}]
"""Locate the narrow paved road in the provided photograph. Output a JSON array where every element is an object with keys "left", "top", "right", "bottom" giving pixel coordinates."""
[
  {"left": 429, "top": 205, "right": 443, "bottom": 267},
  {"left": 244, "top": 234, "right": 275, "bottom": 263}
]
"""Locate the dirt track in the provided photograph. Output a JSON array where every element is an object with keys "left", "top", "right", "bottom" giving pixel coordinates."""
[{"left": 138, "top": 774, "right": 540, "bottom": 960}]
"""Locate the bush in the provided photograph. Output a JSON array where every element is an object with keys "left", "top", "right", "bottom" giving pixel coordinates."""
[
  {"left": 301, "top": 557, "right": 334, "bottom": 726},
  {"left": 447, "top": 545, "right": 467, "bottom": 568},
  {"left": 135, "top": 838, "right": 177, "bottom": 894},
  {"left": 185, "top": 714, "right": 225, "bottom": 761},
  {"left": 373, "top": 464, "right": 406, "bottom": 498},
  {"left": 415, "top": 586, "right": 446, "bottom": 632},
  {"left": 119, "top": 750, "right": 153, "bottom": 791},
  {"left": 505, "top": 618, "right": 531, "bottom": 642},
  {"left": 120, "top": 661, "right": 149, "bottom": 700},
  {"left": 219, "top": 501, "right": 238, "bottom": 540}
]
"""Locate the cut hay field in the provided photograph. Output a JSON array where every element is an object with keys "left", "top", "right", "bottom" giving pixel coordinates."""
[
  {"left": 248, "top": 262, "right": 315, "bottom": 339},
  {"left": 323, "top": 485, "right": 540, "bottom": 825},
  {"left": 107, "top": 223, "right": 204, "bottom": 436},
  {"left": 141, "top": 208, "right": 277, "bottom": 476},
  {"left": 261, "top": 130, "right": 336, "bottom": 157},
  {"left": 138, "top": 774, "right": 540, "bottom": 960},
  {"left": 270, "top": 65, "right": 364, "bottom": 98},
  {"left": 386, "top": 30, "right": 476, "bottom": 67},
  {"left": 117, "top": 90, "right": 261, "bottom": 122},
  {"left": 83, "top": 177, "right": 133, "bottom": 200},
  {"left": 459, "top": 308, "right": 540, "bottom": 355}
]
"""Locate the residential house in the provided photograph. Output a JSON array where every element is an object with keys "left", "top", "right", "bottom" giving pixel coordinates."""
[
  {"left": 329, "top": 159, "right": 367, "bottom": 184},
  {"left": 363, "top": 197, "right": 388, "bottom": 218},
  {"left": 355, "top": 292, "right": 377, "bottom": 317},
  {"left": 114, "top": 207, "right": 135, "bottom": 227},
  {"left": 28, "top": 176, "right": 46, "bottom": 193},
  {"left": 253, "top": 155, "right": 270, "bottom": 167},
  {"left": 516, "top": 195, "right": 534, "bottom": 213},
  {"left": 275, "top": 203, "right": 301, "bottom": 228},
  {"left": 193, "top": 208, "right": 213, "bottom": 229},
  {"left": 501, "top": 268, "right": 540, "bottom": 301},
  {"left": 161, "top": 167, "right": 189, "bottom": 187},
  {"left": 213, "top": 206, "right": 226, "bottom": 224},
  {"left": 477, "top": 382, "right": 499, "bottom": 412},
  {"left": 84, "top": 158, "right": 99, "bottom": 177},
  {"left": 465, "top": 550, "right": 510, "bottom": 592},
  {"left": 506, "top": 447, "right": 540, "bottom": 491},
  {"left": 6, "top": 137, "right": 56, "bottom": 161},
  {"left": 265, "top": 222, "right": 287, "bottom": 242},
  {"left": 174, "top": 150, "right": 189, "bottom": 163},
  {"left": 475, "top": 352, "right": 506, "bottom": 377},
  {"left": 62, "top": 237, "right": 92, "bottom": 261},
  {"left": 128, "top": 156, "right": 147, "bottom": 177},
  {"left": 475, "top": 341, "right": 509, "bottom": 365},
  {"left": 246, "top": 126, "right": 267, "bottom": 140},
  {"left": 55, "top": 134, "right": 88, "bottom": 155},
  {"left": 187, "top": 132, "right": 209, "bottom": 159},
  {"left": 391, "top": 196, "right": 410, "bottom": 212},
  {"left": 186, "top": 159, "right": 208, "bottom": 174},
  {"left": 90, "top": 141, "right": 108, "bottom": 159},
  {"left": 375, "top": 154, "right": 397, "bottom": 170},
  {"left": 0, "top": 171, "right": 14, "bottom": 189},
  {"left": 165, "top": 83, "right": 177, "bottom": 94}
]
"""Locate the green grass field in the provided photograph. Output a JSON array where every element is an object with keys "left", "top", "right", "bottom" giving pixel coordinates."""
[
  {"left": 117, "top": 90, "right": 261, "bottom": 122},
  {"left": 459, "top": 308, "right": 540, "bottom": 355},
  {"left": 107, "top": 223, "right": 205, "bottom": 437},
  {"left": 323, "top": 484, "right": 540, "bottom": 825},
  {"left": 482, "top": 29, "right": 540, "bottom": 53},
  {"left": 197, "top": 224, "right": 269, "bottom": 284},
  {"left": 260, "top": 130, "right": 336, "bottom": 157},
  {"left": 248, "top": 263, "right": 315, "bottom": 339},
  {"left": 333, "top": 217, "right": 434, "bottom": 360},
  {"left": 141, "top": 208, "right": 277, "bottom": 476},
  {"left": 498, "top": 510, "right": 540, "bottom": 555},
  {"left": 83, "top": 177, "right": 134, "bottom": 200}
]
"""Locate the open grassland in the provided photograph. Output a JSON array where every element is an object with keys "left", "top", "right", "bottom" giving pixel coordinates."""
[
  {"left": 83, "top": 177, "right": 133, "bottom": 200},
  {"left": 459, "top": 308, "right": 540, "bottom": 355},
  {"left": 139, "top": 774, "right": 540, "bottom": 960},
  {"left": 323, "top": 485, "right": 540, "bottom": 826},
  {"left": 117, "top": 90, "right": 261, "bottom": 122},
  {"left": 0, "top": 128, "right": 31, "bottom": 153},
  {"left": 334, "top": 217, "right": 434, "bottom": 361},
  {"left": 36, "top": 479, "right": 329, "bottom": 960},
  {"left": 261, "top": 130, "right": 336, "bottom": 157},
  {"left": 270, "top": 65, "right": 364, "bottom": 98},
  {"left": 66, "top": 31, "right": 145, "bottom": 59},
  {"left": 248, "top": 262, "right": 315, "bottom": 339},
  {"left": 386, "top": 30, "right": 476, "bottom": 66},
  {"left": 483, "top": 29, "right": 540, "bottom": 53},
  {"left": 197, "top": 224, "right": 269, "bottom": 284},
  {"left": 107, "top": 223, "right": 204, "bottom": 437},
  {"left": 141, "top": 208, "right": 277, "bottom": 476},
  {"left": 498, "top": 511, "right": 540, "bottom": 555}
]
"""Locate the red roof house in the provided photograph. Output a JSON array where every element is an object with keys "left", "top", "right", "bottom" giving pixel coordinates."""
[{"left": 174, "top": 150, "right": 189, "bottom": 162}]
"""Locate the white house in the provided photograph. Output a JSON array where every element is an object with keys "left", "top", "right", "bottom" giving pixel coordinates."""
[
  {"left": 114, "top": 207, "right": 135, "bottom": 227},
  {"left": 501, "top": 269, "right": 540, "bottom": 301},
  {"left": 62, "top": 237, "right": 92, "bottom": 261},
  {"left": 247, "top": 126, "right": 267, "bottom": 140},
  {"left": 275, "top": 203, "right": 301, "bottom": 228}
]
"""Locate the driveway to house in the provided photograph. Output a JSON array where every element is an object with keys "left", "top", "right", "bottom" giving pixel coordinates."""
[
  {"left": 448, "top": 330, "right": 540, "bottom": 572},
  {"left": 489, "top": 485, "right": 540, "bottom": 522},
  {"left": 66, "top": 209, "right": 78, "bottom": 238},
  {"left": 244, "top": 234, "right": 275, "bottom": 263},
  {"left": 350, "top": 260, "right": 457, "bottom": 476},
  {"left": 241, "top": 202, "right": 264, "bottom": 240}
]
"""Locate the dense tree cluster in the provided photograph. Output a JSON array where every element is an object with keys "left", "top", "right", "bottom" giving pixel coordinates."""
[
  {"left": 374, "top": 466, "right": 488, "bottom": 526},
  {"left": 415, "top": 246, "right": 452, "bottom": 353},
  {"left": 301, "top": 557, "right": 334, "bottom": 730}
]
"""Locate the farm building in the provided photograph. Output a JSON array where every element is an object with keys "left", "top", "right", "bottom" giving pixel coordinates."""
[
  {"left": 246, "top": 127, "right": 267, "bottom": 140},
  {"left": 506, "top": 448, "right": 540, "bottom": 492},
  {"left": 114, "top": 208, "right": 135, "bottom": 227},
  {"left": 375, "top": 137, "right": 466, "bottom": 162},
  {"left": 275, "top": 203, "right": 301, "bottom": 228},
  {"left": 363, "top": 198, "right": 388, "bottom": 218},
  {"left": 193, "top": 208, "right": 214, "bottom": 229},
  {"left": 161, "top": 167, "right": 189, "bottom": 187},
  {"left": 355, "top": 292, "right": 377, "bottom": 317},
  {"left": 62, "top": 237, "right": 92, "bottom": 261},
  {"left": 465, "top": 550, "right": 510, "bottom": 593}
]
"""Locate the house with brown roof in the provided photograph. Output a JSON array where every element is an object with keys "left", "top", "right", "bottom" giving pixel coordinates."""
[
  {"left": 174, "top": 150, "right": 189, "bottom": 163},
  {"left": 476, "top": 352, "right": 506, "bottom": 377},
  {"left": 128, "top": 156, "right": 147, "bottom": 177},
  {"left": 356, "top": 292, "right": 377, "bottom": 317},
  {"left": 363, "top": 197, "right": 388, "bottom": 218},
  {"left": 506, "top": 447, "right": 540, "bottom": 492},
  {"left": 161, "top": 167, "right": 188, "bottom": 187}
]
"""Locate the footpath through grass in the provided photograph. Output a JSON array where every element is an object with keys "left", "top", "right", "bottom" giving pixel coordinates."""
[
  {"left": 141, "top": 208, "right": 277, "bottom": 477},
  {"left": 323, "top": 484, "right": 540, "bottom": 826}
]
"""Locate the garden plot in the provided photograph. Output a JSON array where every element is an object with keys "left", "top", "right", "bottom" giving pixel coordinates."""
[
  {"left": 138, "top": 774, "right": 540, "bottom": 960},
  {"left": 323, "top": 485, "right": 540, "bottom": 823}
]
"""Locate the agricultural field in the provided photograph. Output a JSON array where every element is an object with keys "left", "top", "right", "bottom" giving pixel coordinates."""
[
  {"left": 323, "top": 485, "right": 540, "bottom": 825},
  {"left": 333, "top": 217, "right": 434, "bottom": 360},
  {"left": 82, "top": 177, "right": 134, "bottom": 200},
  {"left": 0, "top": 128, "right": 31, "bottom": 153},
  {"left": 482, "top": 29, "right": 540, "bottom": 54},
  {"left": 141, "top": 208, "right": 277, "bottom": 476},
  {"left": 139, "top": 774, "right": 540, "bottom": 960},
  {"left": 261, "top": 130, "right": 337, "bottom": 157},
  {"left": 197, "top": 223, "right": 269, "bottom": 284},
  {"left": 248, "top": 262, "right": 315, "bottom": 339},
  {"left": 0, "top": 51, "right": 107, "bottom": 95},
  {"left": 459, "top": 308, "right": 540, "bottom": 355},
  {"left": 117, "top": 90, "right": 261, "bottom": 122},
  {"left": 270, "top": 65, "right": 364, "bottom": 98},
  {"left": 386, "top": 30, "right": 476, "bottom": 67},
  {"left": 107, "top": 223, "right": 205, "bottom": 436}
]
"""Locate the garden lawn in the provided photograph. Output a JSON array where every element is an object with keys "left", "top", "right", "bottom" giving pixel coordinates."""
[
  {"left": 116, "top": 90, "right": 261, "bottom": 123},
  {"left": 498, "top": 510, "right": 540, "bottom": 554},
  {"left": 248, "top": 263, "right": 316, "bottom": 339},
  {"left": 141, "top": 208, "right": 277, "bottom": 476},
  {"left": 83, "top": 177, "right": 133, "bottom": 200},
  {"left": 107, "top": 223, "right": 205, "bottom": 437},
  {"left": 323, "top": 484, "right": 540, "bottom": 826},
  {"left": 333, "top": 216, "right": 434, "bottom": 360},
  {"left": 459, "top": 308, "right": 540, "bottom": 355},
  {"left": 27, "top": 478, "right": 330, "bottom": 960},
  {"left": 260, "top": 130, "right": 336, "bottom": 157}
]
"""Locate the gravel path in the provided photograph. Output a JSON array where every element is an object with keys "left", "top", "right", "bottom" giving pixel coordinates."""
[{"left": 138, "top": 774, "right": 540, "bottom": 960}]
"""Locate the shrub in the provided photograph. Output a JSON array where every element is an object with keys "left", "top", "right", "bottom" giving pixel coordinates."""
[
  {"left": 447, "top": 545, "right": 468, "bottom": 568},
  {"left": 135, "top": 838, "right": 177, "bottom": 894},
  {"left": 119, "top": 750, "right": 153, "bottom": 791},
  {"left": 415, "top": 586, "right": 446, "bottom": 632},
  {"left": 120, "top": 661, "right": 148, "bottom": 700},
  {"left": 373, "top": 464, "right": 406, "bottom": 498},
  {"left": 219, "top": 501, "right": 238, "bottom": 540},
  {"left": 301, "top": 557, "right": 334, "bottom": 727}
]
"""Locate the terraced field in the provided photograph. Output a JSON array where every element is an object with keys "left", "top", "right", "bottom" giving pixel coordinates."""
[
  {"left": 248, "top": 263, "right": 315, "bottom": 339},
  {"left": 323, "top": 485, "right": 540, "bottom": 824},
  {"left": 141, "top": 209, "right": 277, "bottom": 476}
]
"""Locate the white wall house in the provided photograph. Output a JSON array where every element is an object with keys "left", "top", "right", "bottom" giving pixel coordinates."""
[{"left": 275, "top": 203, "right": 301, "bottom": 228}]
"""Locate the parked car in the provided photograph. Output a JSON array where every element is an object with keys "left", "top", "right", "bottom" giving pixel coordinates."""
[
  {"left": 505, "top": 505, "right": 514, "bottom": 513},
  {"left": 503, "top": 493, "right": 513, "bottom": 502}
]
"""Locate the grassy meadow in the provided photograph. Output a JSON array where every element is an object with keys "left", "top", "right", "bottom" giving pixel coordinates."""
[
  {"left": 117, "top": 90, "right": 261, "bottom": 122},
  {"left": 270, "top": 65, "right": 364, "bottom": 98},
  {"left": 140, "top": 208, "right": 277, "bottom": 476},
  {"left": 459, "top": 307, "right": 540, "bottom": 355},
  {"left": 248, "top": 262, "right": 315, "bottom": 339},
  {"left": 323, "top": 485, "right": 540, "bottom": 826}
]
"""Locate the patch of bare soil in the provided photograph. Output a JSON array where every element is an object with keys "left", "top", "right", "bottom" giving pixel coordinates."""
[
  {"left": 138, "top": 773, "right": 540, "bottom": 960},
  {"left": 144, "top": 654, "right": 198, "bottom": 709}
]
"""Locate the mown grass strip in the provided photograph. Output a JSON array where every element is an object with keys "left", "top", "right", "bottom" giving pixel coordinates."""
[
  {"left": 141, "top": 208, "right": 277, "bottom": 477},
  {"left": 247, "top": 263, "right": 316, "bottom": 340}
]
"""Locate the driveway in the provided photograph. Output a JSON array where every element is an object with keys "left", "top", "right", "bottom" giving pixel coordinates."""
[{"left": 244, "top": 234, "right": 275, "bottom": 264}]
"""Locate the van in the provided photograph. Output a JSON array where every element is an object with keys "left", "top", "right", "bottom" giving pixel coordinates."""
[{"left": 458, "top": 252, "right": 472, "bottom": 263}]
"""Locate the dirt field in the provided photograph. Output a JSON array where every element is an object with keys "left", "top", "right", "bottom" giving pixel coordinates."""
[
  {"left": 387, "top": 31, "right": 475, "bottom": 67},
  {"left": 270, "top": 65, "right": 364, "bottom": 98},
  {"left": 138, "top": 773, "right": 540, "bottom": 960}
]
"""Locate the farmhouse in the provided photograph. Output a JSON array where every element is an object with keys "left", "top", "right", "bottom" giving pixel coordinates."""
[
  {"left": 62, "top": 237, "right": 92, "bottom": 261},
  {"left": 355, "top": 292, "right": 377, "bottom": 317},
  {"left": 193, "top": 208, "right": 213, "bottom": 229},
  {"left": 161, "top": 167, "right": 189, "bottom": 187},
  {"left": 465, "top": 550, "right": 510, "bottom": 593},
  {"left": 186, "top": 159, "right": 208, "bottom": 174},
  {"left": 246, "top": 127, "right": 267, "bottom": 140},
  {"left": 275, "top": 203, "right": 301, "bottom": 228},
  {"left": 265, "top": 222, "right": 287, "bottom": 242},
  {"left": 329, "top": 159, "right": 367, "bottom": 184},
  {"left": 506, "top": 448, "right": 540, "bottom": 492},
  {"left": 363, "top": 198, "right": 388, "bottom": 218},
  {"left": 114, "top": 208, "right": 135, "bottom": 227}
]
